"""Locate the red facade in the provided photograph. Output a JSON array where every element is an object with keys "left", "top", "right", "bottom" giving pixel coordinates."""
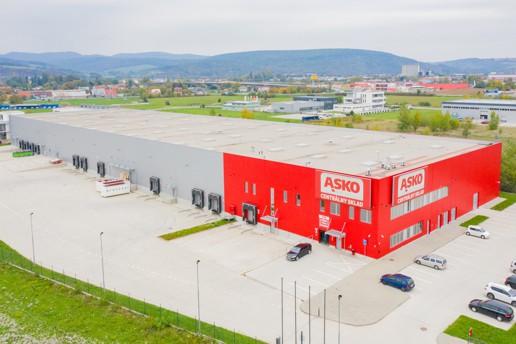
[{"left": 223, "top": 142, "right": 501, "bottom": 259}]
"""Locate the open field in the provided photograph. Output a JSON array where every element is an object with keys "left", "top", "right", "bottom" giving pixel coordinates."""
[{"left": 385, "top": 95, "right": 464, "bottom": 107}]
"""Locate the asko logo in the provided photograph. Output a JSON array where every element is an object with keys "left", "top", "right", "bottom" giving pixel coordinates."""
[
  {"left": 397, "top": 169, "right": 425, "bottom": 197},
  {"left": 321, "top": 172, "right": 364, "bottom": 200}
]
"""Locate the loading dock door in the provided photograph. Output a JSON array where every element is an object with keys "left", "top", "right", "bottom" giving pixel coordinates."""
[
  {"left": 192, "top": 188, "right": 204, "bottom": 208},
  {"left": 242, "top": 203, "right": 257, "bottom": 225}
]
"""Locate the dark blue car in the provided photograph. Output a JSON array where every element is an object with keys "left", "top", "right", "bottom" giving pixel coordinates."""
[{"left": 380, "top": 273, "right": 415, "bottom": 292}]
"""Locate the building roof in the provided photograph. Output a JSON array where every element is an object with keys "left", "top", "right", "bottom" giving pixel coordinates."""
[
  {"left": 443, "top": 99, "right": 516, "bottom": 106},
  {"left": 17, "top": 109, "right": 495, "bottom": 178}
]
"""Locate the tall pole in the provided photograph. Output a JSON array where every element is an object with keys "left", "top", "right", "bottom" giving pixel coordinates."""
[
  {"left": 323, "top": 289, "right": 326, "bottom": 344},
  {"left": 30, "top": 212, "right": 35, "bottom": 266},
  {"left": 308, "top": 285, "right": 311, "bottom": 344},
  {"left": 338, "top": 295, "right": 342, "bottom": 344},
  {"left": 100, "top": 232, "right": 105, "bottom": 291},
  {"left": 196, "top": 259, "right": 201, "bottom": 334},
  {"left": 281, "top": 277, "right": 284, "bottom": 344},
  {"left": 294, "top": 281, "right": 297, "bottom": 344}
]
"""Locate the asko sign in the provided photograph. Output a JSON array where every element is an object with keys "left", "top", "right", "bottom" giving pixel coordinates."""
[
  {"left": 393, "top": 167, "right": 427, "bottom": 205},
  {"left": 316, "top": 171, "right": 371, "bottom": 209}
]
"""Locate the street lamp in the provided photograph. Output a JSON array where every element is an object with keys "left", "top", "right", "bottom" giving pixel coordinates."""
[
  {"left": 29, "top": 212, "right": 35, "bottom": 266},
  {"left": 196, "top": 259, "right": 201, "bottom": 334},
  {"left": 338, "top": 294, "right": 342, "bottom": 344},
  {"left": 100, "top": 232, "right": 105, "bottom": 291}
]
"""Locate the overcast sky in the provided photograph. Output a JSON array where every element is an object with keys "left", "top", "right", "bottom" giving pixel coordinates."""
[{"left": 3, "top": 0, "right": 514, "bottom": 62}]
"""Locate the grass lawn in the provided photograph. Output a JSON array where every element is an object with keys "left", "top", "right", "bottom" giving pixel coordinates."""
[
  {"left": 0, "top": 241, "right": 263, "bottom": 344},
  {"left": 491, "top": 192, "right": 516, "bottom": 211},
  {"left": 160, "top": 219, "right": 234, "bottom": 240},
  {"left": 460, "top": 215, "right": 488, "bottom": 228},
  {"left": 385, "top": 95, "right": 464, "bottom": 107},
  {"left": 445, "top": 315, "right": 516, "bottom": 344}
]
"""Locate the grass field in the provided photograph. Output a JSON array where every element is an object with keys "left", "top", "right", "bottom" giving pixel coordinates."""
[
  {"left": 0, "top": 241, "right": 263, "bottom": 344},
  {"left": 445, "top": 315, "right": 515, "bottom": 344},
  {"left": 385, "top": 95, "right": 464, "bottom": 107}
]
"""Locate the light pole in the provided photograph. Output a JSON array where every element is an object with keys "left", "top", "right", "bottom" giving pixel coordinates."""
[
  {"left": 100, "top": 232, "right": 105, "bottom": 291},
  {"left": 29, "top": 212, "right": 35, "bottom": 266},
  {"left": 338, "top": 295, "right": 342, "bottom": 344},
  {"left": 196, "top": 259, "right": 201, "bottom": 334}
]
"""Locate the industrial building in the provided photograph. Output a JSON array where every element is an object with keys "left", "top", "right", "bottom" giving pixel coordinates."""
[
  {"left": 270, "top": 100, "right": 324, "bottom": 113},
  {"left": 442, "top": 99, "right": 516, "bottom": 122},
  {"left": 10, "top": 109, "right": 501, "bottom": 258},
  {"left": 333, "top": 90, "right": 386, "bottom": 114},
  {"left": 293, "top": 96, "right": 338, "bottom": 110}
]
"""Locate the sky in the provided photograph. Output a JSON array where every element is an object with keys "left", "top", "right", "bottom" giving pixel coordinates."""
[{"left": 3, "top": 0, "right": 515, "bottom": 62}]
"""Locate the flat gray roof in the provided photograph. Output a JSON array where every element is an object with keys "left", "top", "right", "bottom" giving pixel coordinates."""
[
  {"left": 18, "top": 109, "right": 494, "bottom": 178},
  {"left": 443, "top": 99, "right": 516, "bottom": 106}
]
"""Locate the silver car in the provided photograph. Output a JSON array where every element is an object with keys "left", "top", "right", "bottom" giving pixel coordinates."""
[{"left": 414, "top": 254, "right": 447, "bottom": 270}]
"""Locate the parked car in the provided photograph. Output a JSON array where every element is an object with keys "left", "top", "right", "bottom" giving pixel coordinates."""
[
  {"left": 469, "top": 299, "right": 514, "bottom": 322},
  {"left": 286, "top": 243, "right": 312, "bottom": 261},
  {"left": 414, "top": 254, "right": 447, "bottom": 270},
  {"left": 466, "top": 225, "right": 490, "bottom": 239},
  {"left": 484, "top": 282, "right": 516, "bottom": 306},
  {"left": 511, "top": 259, "right": 516, "bottom": 274},
  {"left": 380, "top": 273, "right": 415, "bottom": 292},
  {"left": 505, "top": 275, "right": 516, "bottom": 289}
]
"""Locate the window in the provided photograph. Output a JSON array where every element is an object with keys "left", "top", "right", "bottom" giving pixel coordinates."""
[
  {"left": 252, "top": 183, "right": 256, "bottom": 195},
  {"left": 283, "top": 190, "right": 288, "bottom": 203},
  {"left": 330, "top": 202, "right": 340, "bottom": 216},
  {"left": 391, "top": 186, "right": 449, "bottom": 220},
  {"left": 296, "top": 194, "right": 301, "bottom": 206},
  {"left": 320, "top": 200, "right": 325, "bottom": 212},
  {"left": 349, "top": 206, "right": 354, "bottom": 220},
  {"left": 244, "top": 181, "right": 248, "bottom": 193},
  {"left": 390, "top": 222, "right": 423, "bottom": 248},
  {"left": 360, "top": 209, "right": 371, "bottom": 223}
]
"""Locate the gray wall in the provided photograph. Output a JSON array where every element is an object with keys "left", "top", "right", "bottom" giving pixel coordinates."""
[{"left": 10, "top": 116, "right": 225, "bottom": 206}]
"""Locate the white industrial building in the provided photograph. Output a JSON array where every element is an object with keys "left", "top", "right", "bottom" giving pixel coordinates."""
[
  {"left": 401, "top": 64, "right": 420, "bottom": 77},
  {"left": 270, "top": 100, "right": 324, "bottom": 113},
  {"left": 442, "top": 99, "right": 516, "bottom": 122},
  {"left": 333, "top": 90, "right": 386, "bottom": 114},
  {"left": 221, "top": 96, "right": 261, "bottom": 111}
]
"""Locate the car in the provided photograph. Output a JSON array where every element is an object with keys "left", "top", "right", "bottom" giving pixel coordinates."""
[
  {"left": 414, "top": 254, "right": 447, "bottom": 270},
  {"left": 380, "top": 273, "right": 415, "bottom": 292},
  {"left": 466, "top": 225, "right": 490, "bottom": 239},
  {"left": 505, "top": 275, "right": 516, "bottom": 289},
  {"left": 484, "top": 282, "right": 516, "bottom": 306},
  {"left": 511, "top": 259, "right": 516, "bottom": 274},
  {"left": 286, "top": 243, "right": 312, "bottom": 261},
  {"left": 469, "top": 299, "right": 514, "bottom": 322}
]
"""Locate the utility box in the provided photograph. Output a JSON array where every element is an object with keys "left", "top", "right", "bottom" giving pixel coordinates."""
[
  {"left": 192, "top": 188, "right": 204, "bottom": 208},
  {"left": 80, "top": 157, "right": 88, "bottom": 172},
  {"left": 242, "top": 202, "right": 257, "bottom": 225},
  {"left": 150, "top": 176, "right": 161, "bottom": 195},
  {"left": 72, "top": 154, "right": 80, "bottom": 169},
  {"left": 208, "top": 193, "right": 222, "bottom": 214}
]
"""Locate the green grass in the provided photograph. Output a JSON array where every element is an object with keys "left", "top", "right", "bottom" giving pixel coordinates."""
[
  {"left": 491, "top": 192, "right": 516, "bottom": 211},
  {"left": 444, "top": 315, "right": 516, "bottom": 344},
  {"left": 160, "top": 219, "right": 234, "bottom": 240},
  {"left": 385, "top": 95, "right": 464, "bottom": 107},
  {"left": 460, "top": 215, "right": 489, "bottom": 228},
  {"left": 0, "top": 241, "right": 262, "bottom": 344}
]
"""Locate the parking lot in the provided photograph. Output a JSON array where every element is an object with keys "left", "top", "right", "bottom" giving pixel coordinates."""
[{"left": 0, "top": 146, "right": 514, "bottom": 343}]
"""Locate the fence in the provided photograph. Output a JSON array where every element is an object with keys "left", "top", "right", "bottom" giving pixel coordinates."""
[{"left": 0, "top": 246, "right": 263, "bottom": 344}]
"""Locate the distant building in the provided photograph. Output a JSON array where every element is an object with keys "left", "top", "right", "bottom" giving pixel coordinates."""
[
  {"left": 270, "top": 100, "right": 324, "bottom": 113},
  {"left": 293, "top": 96, "right": 338, "bottom": 110},
  {"left": 222, "top": 96, "right": 261, "bottom": 111},
  {"left": 91, "top": 86, "right": 118, "bottom": 98},
  {"left": 333, "top": 90, "right": 386, "bottom": 114},
  {"left": 401, "top": 64, "right": 420, "bottom": 77},
  {"left": 442, "top": 99, "right": 516, "bottom": 122}
]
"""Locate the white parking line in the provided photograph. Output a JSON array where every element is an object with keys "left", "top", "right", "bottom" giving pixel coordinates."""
[
  {"left": 448, "top": 241, "right": 486, "bottom": 252},
  {"left": 433, "top": 251, "right": 468, "bottom": 262},
  {"left": 325, "top": 262, "right": 356, "bottom": 273},
  {"left": 302, "top": 276, "right": 330, "bottom": 288},
  {"left": 405, "top": 265, "right": 443, "bottom": 278},
  {"left": 314, "top": 269, "right": 342, "bottom": 280},
  {"left": 438, "top": 246, "right": 475, "bottom": 257}
]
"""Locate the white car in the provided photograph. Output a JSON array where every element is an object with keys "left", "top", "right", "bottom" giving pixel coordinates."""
[
  {"left": 511, "top": 259, "right": 516, "bottom": 274},
  {"left": 414, "top": 254, "right": 447, "bottom": 270},
  {"left": 484, "top": 282, "right": 516, "bottom": 307},
  {"left": 466, "top": 225, "right": 490, "bottom": 239}
]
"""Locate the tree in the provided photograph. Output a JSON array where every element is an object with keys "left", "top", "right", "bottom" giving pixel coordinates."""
[
  {"left": 461, "top": 118, "right": 473, "bottom": 138},
  {"left": 9, "top": 95, "right": 24, "bottom": 104},
  {"left": 488, "top": 111, "right": 500, "bottom": 130},
  {"left": 412, "top": 112, "right": 422, "bottom": 131},
  {"left": 240, "top": 108, "right": 253, "bottom": 119},
  {"left": 500, "top": 141, "right": 516, "bottom": 193},
  {"left": 397, "top": 104, "right": 412, "bottom": 132},
  {"left": 209, "top": 109, "right": 216, "bottom": 116}
]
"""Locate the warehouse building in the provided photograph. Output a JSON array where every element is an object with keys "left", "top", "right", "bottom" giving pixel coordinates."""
[
  {"left": 293, "top": 96, "right": 338, "bottom": 110},
  {"left": 10, "top": 109, "right": 501, "bottom": 258},
  {"left": 270, "top": 100, "right": 324, "bottom": 113},
  {"left": 442, "top": 99, "right": 516, "bottom": 122}
]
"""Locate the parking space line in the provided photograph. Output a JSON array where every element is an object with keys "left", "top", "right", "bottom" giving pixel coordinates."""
[
  {"left": 453, "top": 238, "right": 490, "bottom": 248},
  {"left": 438, "top": 246, "right": 475, "bottom": 257},
  {"left": 405, "top": 265, "right": 443, "bottom": 278},
  {"left": 302, "top": 276, "right": 330, "bottom": 288},
  {"left": 314, "top": 269, "right": 342, "bottom": 280},
  {"left": 448, "top": 242, "right": 485, "bottom": 252},
  {"left": 433, "top": 251, "right": 468, "bottom": 262},
  {"left": 409, "top": 275, "right": 433, "bottom": 284}
]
